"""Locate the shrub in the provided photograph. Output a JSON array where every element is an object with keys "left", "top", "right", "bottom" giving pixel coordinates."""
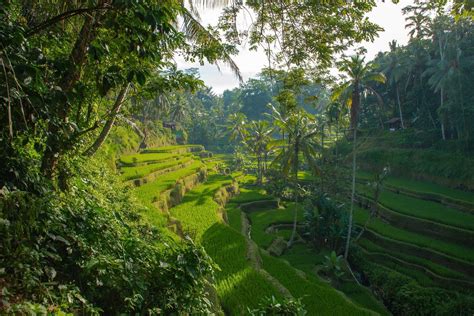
[
  {"left": 0, "top": 159, "right": 216, "bottom": 314},
  {"left": 248, "top": 296, "right": 307, "bottom": 316}
]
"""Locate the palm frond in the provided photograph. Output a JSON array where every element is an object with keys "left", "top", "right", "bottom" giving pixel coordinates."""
[{"left": 181, "top": 9, "right": 242, "bottom": 82}]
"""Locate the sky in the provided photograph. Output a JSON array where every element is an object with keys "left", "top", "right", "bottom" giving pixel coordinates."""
[{"left": 176, "top": 0, "right": 415, "bottom": 94}]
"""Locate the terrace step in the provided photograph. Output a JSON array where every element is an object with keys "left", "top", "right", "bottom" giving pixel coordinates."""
[
  {"left": 362, "top": 229, "right": 474, "bottom": 276},
  {"left": 356, "top": 172, "right": 474, "bottom": 213},
  {"left": 128, "top": 159, "right": 195, "bottom": 187},
  {"left": 356, "top": 194, "right": 474, "bottom": 247},
  {"left": 358, "top": 244, "right": 474, "bottom": 290},
  {"left": 356, "top": 178, "right": 474, "bottom": 214},
  {"left": 355, "top": 187, "right": 474, "bottom": 232},
  {"left": 142, "top": 144, "right": 204, "bottom": 154},
  {"left": 383, "top": 185, "right": 474, "bottom": 214}
]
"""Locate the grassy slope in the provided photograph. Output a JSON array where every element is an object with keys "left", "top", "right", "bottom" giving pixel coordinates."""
[
  {"left": 202, "top": 224, "right": 282, "bottom": 314},
  {"left": 279, "top": 245, "right": 389, "bottom": 315},
  {"left": 166, "top": 170, "right": 283, "bottom": 313},
  {"left": 120, "top": 152, "right": 182, "bottom": 165},
  {"left": 143, "top": 144, "right": 203, "bottom": 153},
  {"left": 358, "top": 171, "right": 474, "bottom": 204},
  {"left": 357, "top": 238, "right": 465, "bottom": 280},
  {"left": 228, "top": 185, "right": 386, "bottom": 315},
  {"left": 249, "top": 204, "right": 304, "bottom": 249},
  {"left": 170, "top": 174, "right": 232, "bottom": 241},
  {"left": 121, "top": 156, "right": 193, "bottom": 180},
  {"left": 261, "top": 252, "right": 375, "bottom": 315},
  {"left": 357, "top": 184, "right": 474, "bottom": 231},
  {"left": 133, "top": 160, "right": 204, "bottom": 206},
  {"left": 353, "top": 206, "right": 474, "bottom": 262}
]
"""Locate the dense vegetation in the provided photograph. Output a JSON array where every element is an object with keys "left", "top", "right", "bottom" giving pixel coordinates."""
[{"left": 1, "top": 0, "right": 473, "bottom": 315}]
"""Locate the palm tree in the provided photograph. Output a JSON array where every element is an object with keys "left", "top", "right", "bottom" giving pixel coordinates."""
[
  {"left": 243, "top": 120, "right": 274, "bottom": 184},
  {"left": 383, "top": 40, "right": 409, "bottom": 129},
  {"left": 270, "top": 107, "right": 320, "bottom": 247},
  {"left": 333, "top": 55, "right": 385, "bottom": 260},
  {"left": 227, "top": 112, "right": 248, "bottom": 142},
  {"left": 332, "top": 55, "right": 386, "bottom": 130}
]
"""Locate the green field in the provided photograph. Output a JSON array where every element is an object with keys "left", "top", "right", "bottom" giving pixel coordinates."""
[
  {"left": 353, "top": 206, "right": 474, "bottom": 262},
  {"left": 357, "top": 238, "right": 466, "bottom": 280},
  {"left": 249, "top": 203, "right": 304, "bottom": 248},
  {"left": 202, "top": 223, "right": 283, "bottom": 314},
  {"left": 120, "top": 152, "right": 183, "bottom": 165},
  {"left": 121, "top": 156, "right": 193, "bottom": 180},
  {"left": 261, "top": 252, "right": 374, "bottom": 315},
  {"left": 133, "top": 160, "right": 204, "bottom": 205},
  {"left": 143, "top": 144, "right": 204, "bottom": 153},
  {"left": 170, "top": 174, "right": 233, "bottom": 241},
  {"left": 357, "top": 184, "right": 474, "bottom": 231},
  {"left": 358, "top": 171, "right": 474, "bottom": 204}
]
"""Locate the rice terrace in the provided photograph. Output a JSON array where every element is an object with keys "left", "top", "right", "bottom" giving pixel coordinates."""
[{"left": 1, "top": 0, "right": 473, "bottom": 315}]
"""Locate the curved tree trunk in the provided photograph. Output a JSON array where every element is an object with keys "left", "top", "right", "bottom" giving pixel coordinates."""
[{"left": 84, "top": 83, "right": 130, "bottom": 156}]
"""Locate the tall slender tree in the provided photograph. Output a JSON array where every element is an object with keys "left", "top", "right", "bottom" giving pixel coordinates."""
[
  {"left": 270, "top": 107, "right": 320, "bottom": 247},
  {"left": 333, "top": 55, "right": 385, "bottom": 259}
]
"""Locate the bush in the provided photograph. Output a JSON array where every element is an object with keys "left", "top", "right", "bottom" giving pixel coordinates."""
[
  {"left": 0, "top": 158, "right": 216, "bottom": 314},
  {"left": 248, "top": 296, "right": 307, "bottom": 316},
  {"left": 351, "top": 251, "right": 474, "bottom": 316}
]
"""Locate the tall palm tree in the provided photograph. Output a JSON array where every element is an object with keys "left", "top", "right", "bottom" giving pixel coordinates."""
[
  {"left": 243, "top": 120, "right": 274, "bottom": 184},
  {"left": 383, "top": 40, "right": 409, "bottom": 129},
  {"left": 227, "top": 112, "right": 248, "bottom": 142},
  {"left": 270, "top": 106, "right": 320, "bottom": 247},
  {"left": 333, "top": 55, "right": 385, "bottom": 260},
  {"left": 332, "top": 55, "right": 386, "bottom": 130}
]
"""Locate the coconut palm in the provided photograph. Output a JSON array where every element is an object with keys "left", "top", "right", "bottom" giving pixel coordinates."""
[
  {"left": 227, "top": 112, "right": 248, "bottom": 142},
  {"left": 243, "top": 120, "right": 274, "bottom": 184},
  {"left": 333, "top": 54, "right": 385, "bottom": 260},
  {"left": 270, "top": 106, "right": 320, "bottom": 247},
  {"left": 383, "top": 40, "right": 410, "bottom": 129},
  {"left": 332, "top": 55, "right": 386, "bottom": 130}
]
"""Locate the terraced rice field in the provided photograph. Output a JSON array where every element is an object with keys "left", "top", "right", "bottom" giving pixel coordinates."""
[
  {"left": 224, "top": 182, "right": 384, "bottom": 314},
  {"left": 133, "top": 160, "right": 204, "bottom": 206},
  {"left": 354, "top": 171, "right": 474, "bottom": 290},
  {"left": 119, "top": 145, "right": 473, "bottom": 314},
  {"left": 202, "top": 223, "right": 283, "bottom": 314}
]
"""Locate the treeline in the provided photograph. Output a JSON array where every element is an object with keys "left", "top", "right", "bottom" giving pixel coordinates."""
[{"left": 365, "top": 2, "right": 474, "bottom": 149}]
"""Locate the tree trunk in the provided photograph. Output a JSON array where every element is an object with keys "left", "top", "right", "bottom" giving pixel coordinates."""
[
  {"left": 344, "top": 126, "right": 357, "bottom": 260},
  {"left": 288, "top": 139, "right": 300, "bottom": 247},
  {"left": 40, "top": 9, "right": 102, "bottom": 178},
  {"left": 350, "top": 83, "right": 360, "bottom": 130},
  {"left": 440, "top": 88, "right": 446, "bottom": 141},
  {"left": 396, "top": 84, "right": 405, "bottom": 129},
  {"left": 84, "top": 83, "right": 130, "bottom": 156}
]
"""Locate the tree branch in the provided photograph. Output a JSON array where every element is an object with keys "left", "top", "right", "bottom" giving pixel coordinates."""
[{"left": 26, "top": 6, "right": 111, "bottom": 37}]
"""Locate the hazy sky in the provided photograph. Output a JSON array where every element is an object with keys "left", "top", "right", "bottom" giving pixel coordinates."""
[{"left": 176, "top": 1, "right": 415, "bottom": 94}]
